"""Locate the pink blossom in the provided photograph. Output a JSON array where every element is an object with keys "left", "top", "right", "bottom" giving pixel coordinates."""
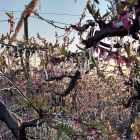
[
  {"left": 86, "top": 128, "right": 93, "bottom": 133},
  {"left": 7, "top": 19, "right": 11, "bottom": 23},
  {"left": 96, "top": 42, "right": 100, "bottom": 46},
  {"left": 121, "top": 56, "right": 127, "bottom": 63},
  {"left": 65, "top": 28, "right": 69, "bottom": 32},
  {"left": 74, "top": 122, "right": 82, "bottom": 129},
  {"left": 95, "top": 99, "right": 103, "bottom": 109},
  {"left": 14, "top": 47, "right": 17, "bottom": 52},
  {"left": 49, "top": 42, "right": 53, "bottom": 46},
  {"left": 6, "top": 46, "right": 9, "bottom": 50},
  {"left": 111, "top": 10, "right": 131, "bottom": 30},
  {"left": 134, "top": 132, "right": 140, "bottom": 139},
  {"left": 117, "top": 57, "right": 122, "bottom": 65},
  {"left": 116, "top": 48, "right": 122, "bottom": 56},
  {"left": 95, "top": 48, "right": 98, "bottom": 53},
  {"left": 125, "top": 86, "right": 129, "bottom": 92},
  {"left": 123, "top": 19, "right": 131, "bottom": 29},
  {"left": 119, "top": 10, "right": 129, "bottom": 20},
  {"left": 47, "top": 69, "right": 51, "bottom": 73},
  {"left": 125, "top": 59, "right": 133, "bottom": 68},
  {"left": 1, "top": 44, "right": 4, "bottom": 48},
  {"left": 104, "top": 53, "right": 115, "bottom": 62},
  {"left": 99, "top": 49, "right": 105, "bottom": 57},
  {"left": 111, "top": 22, "right": 117, "bottom": 28}
]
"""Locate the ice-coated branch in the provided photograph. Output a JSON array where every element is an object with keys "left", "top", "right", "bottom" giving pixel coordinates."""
[
  {"left": 45, "top": 74, "right": 75, "bottom": 81},
  {"left": 82, "top": 7, "right": 140, "bottom": 49},
  {"left": 53, "top": 70, "right": 80, "bottom": 97}
]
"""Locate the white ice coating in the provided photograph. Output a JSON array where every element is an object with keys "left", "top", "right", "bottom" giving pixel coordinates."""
[
  {"left": 63, "top": 62, "right": 65, "bottom": 75},
  {"left": 44, "top": 68, "right": 48, "bottom": 79}
]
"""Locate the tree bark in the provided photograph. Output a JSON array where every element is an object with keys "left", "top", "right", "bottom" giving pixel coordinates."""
[{"left": 0, "top": 100, "right": 18, "bottom": 139}]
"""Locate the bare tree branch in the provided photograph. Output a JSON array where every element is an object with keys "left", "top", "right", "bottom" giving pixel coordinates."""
[
  {"left": 0, "top": 100, "right": 18, "bottom": 139},
  {"left": 53, "top": 70, "right": 80, "bottom": 97},
  {"left": 45, "top": 74, "right": 75, "bottom": 82},
  {"left": 82, "top": 9, "right": 140, "bottom": 49}
]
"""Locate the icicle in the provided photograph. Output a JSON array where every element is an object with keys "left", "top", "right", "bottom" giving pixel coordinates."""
[
  {"left": 136, "top": 41, "right": 138, "bottom": 54},
  {"left": 93, "top": 0, "right": 96, "bottom": 11},
  {"left": 44, "top": 69, "right": 48, "bottom": 79},
  {"left": 37, "top": 120, "right": 39, "bottom": 129},
  {"left": 84, "top": 57, "right": 87, "bottom": 70},
  {"left": 83, "top": 62, "right": 85, "bottom": 81},
  {"left": 45, "top": 127, "right": 47, "bottom": 137},
  {"left": 83, "top": 51, "right": 85, "bottom": 59},
  {"left": 29, "top": 127, "right": 30, "bottom": 133},
  {"left": 88, "top": 60, "right": 90, "bottom": 72},
  {"left": 38, "top": 50, "right": 40, "bottom": 57},
  {"left": 111, "top": 37, "right": 114, "bottom": 49},
  {"left": 132, "top": 6, "right": 136, "bottom": 15},
  {"left": 127, "top": 68, "right": 130, "bottom": 79},
  {"left": 130, "top": 35, "right": 132, "bottom": 50},
  {"left": 93, "top": 47, "right": 95, "bottom": 58},
  {"left": 116, "top": 37, "right": 118, "bottom": 44},
  {"left": 122, "top": 38, "right": 124, "bottom": 47},
  {"left": 58, "top": 65, "right": 61, "bottom": 74},
  {"left": 34, "top": 128, "right": 37, "bottom": 139},
  {"left": 91, "top": 47, "right": 93, "bottom": 58},
  {"left": 54, "top": 66, "right": 56, "bottom": 76},
  {"left": 40, "top": 127, "right": 41, "bottom": 139},
  {"left": 95, "top": 67, "right": 98, "bottom": 74},
  {"left": 69, "top": 59, "right": 72, "bottom": 68},
  {"left": 71, "top": 58, "right": 74, "bottom": 69},
  {"left": 43, "top": 127, "right": 45, "bottom": 137},
  {"left": 118, "top": 0, "right": 121, "bottom": 3},
  {"left": 89, "top": 48, "right": 92, "bottom": 60},
  {"left": 98, "top": 48, "right": 100, "bottom": 63},
  {"left": 113, "top": 2, "right": 117, "bottom": 17},
  {"left": 80, "top": 63, "right": 83, "bottom": 76},
  {"left": 39, "top": 0, "right": 41, "bottom": 11},
  {"left": 63, "top": 62, "right": 65, "bottom": 75},
  {"left": 50, "top": 128, "right": 52, "bottom": 135},
  {"left": 52, "top": 128, "right": 55, "bottom": 139},
  {"left": 78, "top": 56, "right": 80, "bottom": 70},
  {"left": 42, "top": 51, "right": 45, "bottom": 60},
  {"left": 7, "top": 47, "right": 11, "bottom": 74}
]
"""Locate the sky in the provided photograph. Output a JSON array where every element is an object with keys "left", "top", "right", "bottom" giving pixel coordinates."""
[{"left": 0, "top": 0, "right": 110, "bottom": 52}]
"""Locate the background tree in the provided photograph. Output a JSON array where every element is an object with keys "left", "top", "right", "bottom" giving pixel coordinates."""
[{"left": 1, "top": 0, "right": 140, "bottom": 139}]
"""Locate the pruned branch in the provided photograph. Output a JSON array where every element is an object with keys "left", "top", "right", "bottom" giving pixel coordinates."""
[
  {"left": 53, "top": 70, "right": 80, "bottom": 97},
  {"left": 45, "top": 74, "right": 75, "bottom": 82}
]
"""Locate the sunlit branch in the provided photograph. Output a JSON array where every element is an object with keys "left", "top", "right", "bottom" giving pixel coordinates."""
[{"left": 82, "top": 7, "right": 140, "bottom": 49}]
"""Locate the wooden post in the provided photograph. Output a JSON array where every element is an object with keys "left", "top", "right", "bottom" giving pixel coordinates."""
[
  {"left": 24, "top": 16, "right": 28, "bottom": 43},
  {"left": 24, "top": 16, "right": 30, "bottom": 78}
]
